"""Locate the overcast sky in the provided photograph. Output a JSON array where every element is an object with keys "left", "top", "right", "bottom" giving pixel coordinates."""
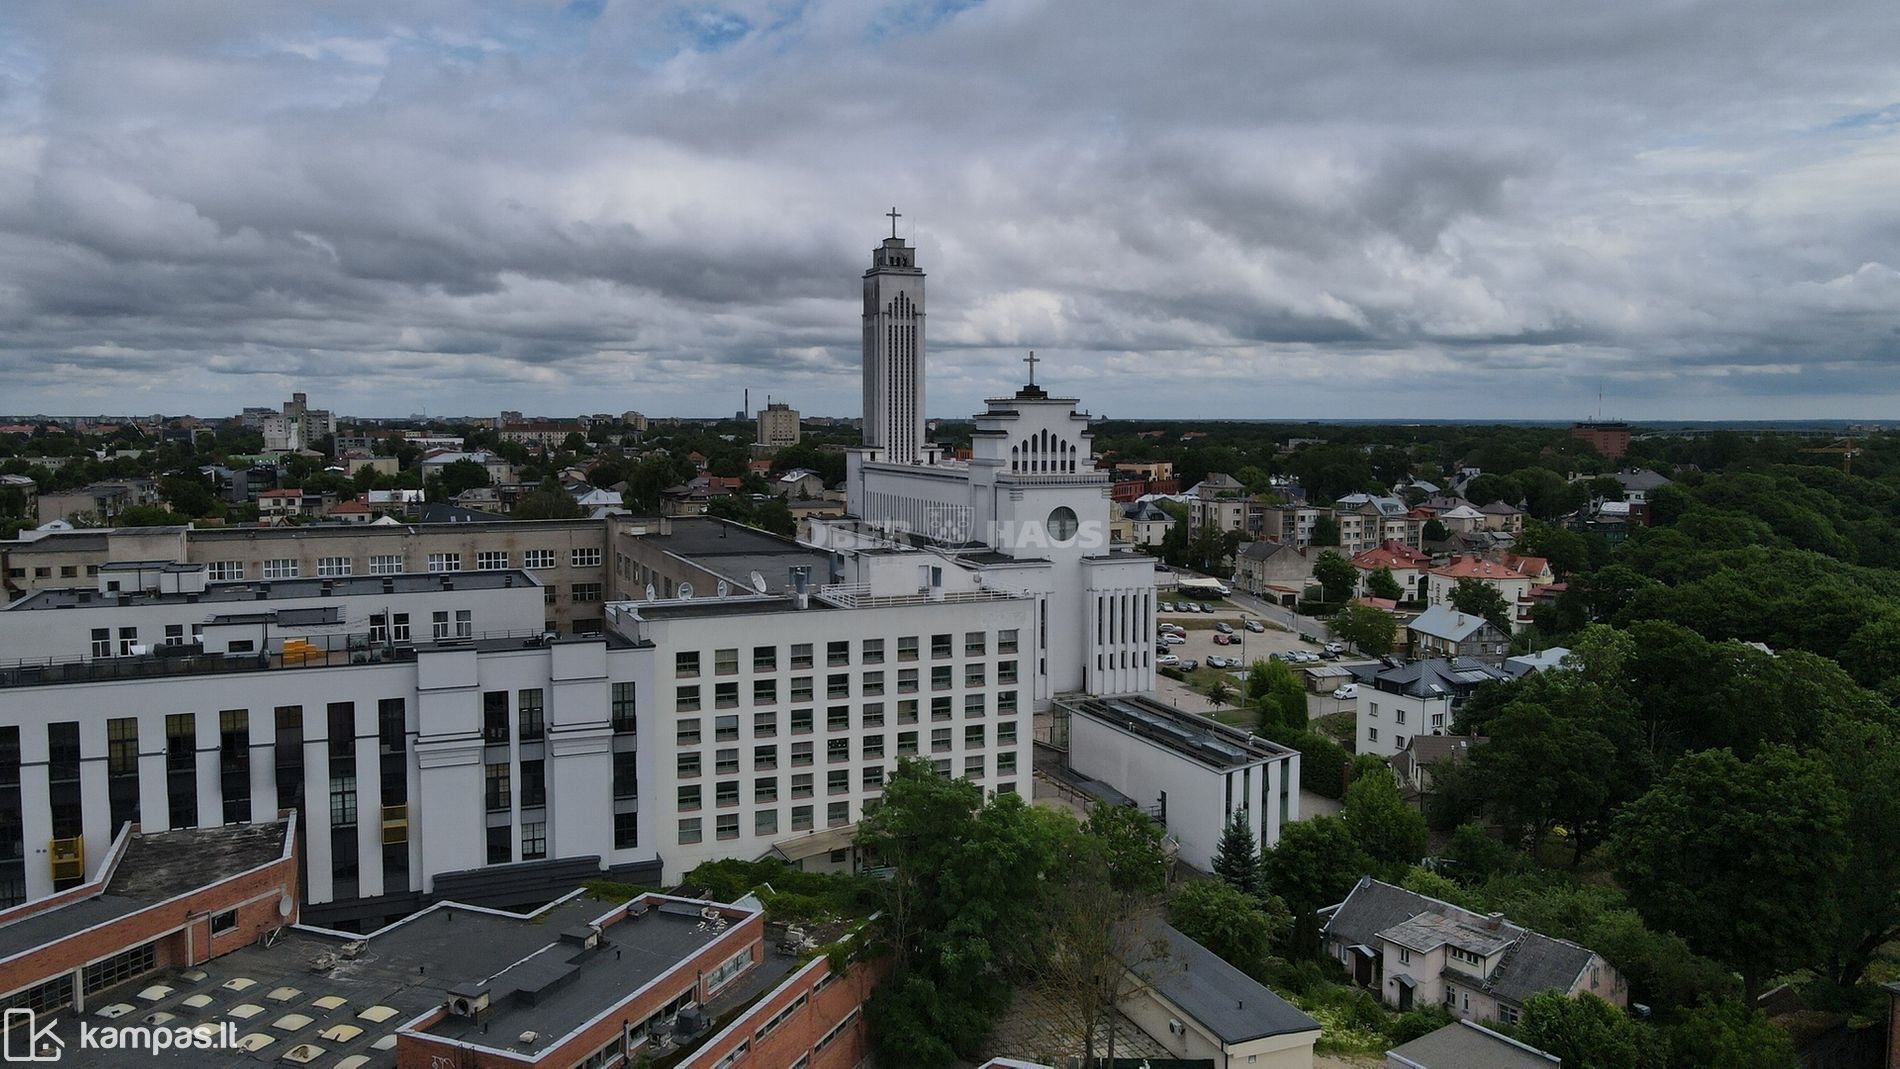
[{"left": 1, "top": 0, "right": 1897, "bottom": 422}]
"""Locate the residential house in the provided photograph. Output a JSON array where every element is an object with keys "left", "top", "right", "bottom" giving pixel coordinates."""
[
  {"left": 1503, "top": 647, "right": 1570, "bottom": 679},
  {"left": 1406, "top": 605, "right": 1510, "bottom": 664},
  {"left": 330, "top": 499, "right": 374, "bottom": 524},
  {"left": 1117, "top": 499, "right": 1176, "bottom": 547},
  {"left": 1351, "top": 540, "right": 1432, "bottom": 602},
  {"left": 499, "top": 420, "right": 583, "bottom": 448},
  {"left": 1189, "top": 473, "right": 1262, "bottom": 536},
  {"left": 1336, "top": 496, "right": 1418, "bottom": 555},
  {"left": 366, "top": 488, "right": 424, "bottom": 517},
  {"left": 661, "top": 475, "right": 741, "bottom": 516},
  {"left": 1386, "top": 1020, "right": 1559, "bottom": 1069},
  {"left": 1235, "top": 540, "right": 1316, "bottom": 605},
  {"left": 1431, "top": 503, "right": 1487, "bottom": 534},
  {"left": 1478, "top": 501, "right": 1523, "bottom": 535},
  {"left": 1423, "top": 554, "right": 1553, "bottom": 633},
  {"left": 1261, "top": 505, "right": 1331, "bottom": 549},
  {"left": 420, "top": 449, "right": 517, "bottom": 485},
  {"left": 1350, "top": 657, "right": 1510, "bottom": 759},
  {"left": 1610, "top": 468, "right": 1671, "bottom": 525},
  {"left": 1390, "top": 734, "right": 1487, "bottom": 798},
  {"left": 35, "top": 479, "right": 160, "bottom": 525},
  {"left": 772, "top": 469, "right": 826, "bottom": 500},
  {"left": 1321, "top": 877, "right": 1627, "bottom": 1025},
  {"left": 0, "top": 474, "right": 36, "bottom": 519},
  {"left": 257, "top": 487, "right": 306, "bottom": 523},
  {"left": 1124, "top": 920, "right": 1322, "bottom": 1069}
]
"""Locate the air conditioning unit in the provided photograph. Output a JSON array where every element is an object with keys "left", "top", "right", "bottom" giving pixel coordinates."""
[
  {"left": 446, "top": 983, "right": 491, "bottom": 1019},
  {"left": 1168, "top": 1019, "right": 1185, "bottom": 1036}
]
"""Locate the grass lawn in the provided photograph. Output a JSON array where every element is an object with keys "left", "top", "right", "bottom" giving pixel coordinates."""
[{"left": 1313, "top": 710, "right": 1356, "bottom": 745}]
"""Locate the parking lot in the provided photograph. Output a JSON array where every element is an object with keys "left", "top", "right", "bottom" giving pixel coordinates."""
[{"left": 1153, "top": 599, "right": 1370, "bottom": 724}]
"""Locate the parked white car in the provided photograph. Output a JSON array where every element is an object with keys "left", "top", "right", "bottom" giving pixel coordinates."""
[
  {"left": 1159, "top": 633, "right": 1186, "bottom": 646},
  {"left": 1157, "top": 654, "right": 1181, "bottom": 666}
]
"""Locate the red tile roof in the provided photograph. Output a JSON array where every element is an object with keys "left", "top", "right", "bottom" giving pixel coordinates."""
[
  {"left": 1429, "top": 553, "right": 1549, "bottom": 580},
  {"left": 1351, "top": 540, "right": 1432, "bottom": 570}
]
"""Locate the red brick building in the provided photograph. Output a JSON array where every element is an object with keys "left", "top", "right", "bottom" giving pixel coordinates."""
[{"left": 1569, "top": 421, "right": 1632, "bottom": 459}]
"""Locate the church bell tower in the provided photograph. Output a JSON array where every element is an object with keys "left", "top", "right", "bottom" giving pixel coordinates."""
[{"left": 862, "top": 208, "right": 927, "bottom": 465}]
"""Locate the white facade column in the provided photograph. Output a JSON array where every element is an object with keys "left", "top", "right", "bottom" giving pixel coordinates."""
[
  {"left": 1264, "top": 759, "right": 1283, "bottom": 846},
  {"left": 19, "top": 759, "right": 51, "bottom": 901},
  {"left": 250, "top": 712, "right": 277, "bottom": 824},
  {"left": 301, "top": 735, "right": 332, "bottom": 905},
  {"left": 78, "top": 718, "right": 111, "bottom": 855},
  {"left": 195, "top": 710, "right": 222, "bottom": 826},
  {"left": 353, "top": 703, "right": 384, "bottom": 901},
  {"left": 414, "top": 649, "right": 485, "bottom": 891},
  {"left": 547, "top": 643, "right": 613, "bottom": 864}
]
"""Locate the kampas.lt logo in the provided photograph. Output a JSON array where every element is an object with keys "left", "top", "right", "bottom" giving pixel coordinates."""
[{"left": 4, "top": 1008, "right": 65, "bottom": 1062}]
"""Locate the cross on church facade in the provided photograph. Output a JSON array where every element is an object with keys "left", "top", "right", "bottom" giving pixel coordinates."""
[
  {"left": 886, "top": 206, "right": 901, "bottom": 238},
  {"left": 1023, "top": 350, "right": 1039, "bottom": 386}
]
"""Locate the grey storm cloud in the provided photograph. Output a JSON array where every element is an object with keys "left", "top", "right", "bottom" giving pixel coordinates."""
[{"left": 0, "top": 0, "right": 1897, "bottom": 419}]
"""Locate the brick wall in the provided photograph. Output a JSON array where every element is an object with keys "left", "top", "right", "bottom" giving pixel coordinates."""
[
  {"left": 674, "top": 948, "right": 888, "bottom": 1069},
  {"left": 396, "top": 901, "right": 766, "bottom": 1069},
  {"left": 0, "top": 827, "right": 297, "bottom": 1008}
]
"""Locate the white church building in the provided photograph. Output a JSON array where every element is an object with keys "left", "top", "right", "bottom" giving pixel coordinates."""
[{"left": 807, "top": 226, "right": 1162, "bottom": 702}]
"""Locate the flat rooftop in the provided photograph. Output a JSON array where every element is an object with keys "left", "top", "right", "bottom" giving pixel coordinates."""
[
  {"left": 8, "top": 570, "right": 538, "bottom": 612},
  {"left": 0, "top": 822, "right": 291, "bottom": 963},
  {"left": 1061, "top": 693, "right": 1295, "bottom": 770},
  {"left": 637, "top": 517, "right": 834, "bottom": 595},
  {"left": 46, "top": 893, "right": 787, "bottom": 1068}
]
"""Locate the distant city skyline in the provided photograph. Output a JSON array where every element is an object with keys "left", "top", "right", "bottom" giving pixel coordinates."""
[{"left": 1, "top": 2, "right": 1897, "bottom": 420}]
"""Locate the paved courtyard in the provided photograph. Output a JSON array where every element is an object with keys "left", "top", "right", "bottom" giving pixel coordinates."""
[{"left": 975, "top": 984, "right": 1173, "bottom": 1067}]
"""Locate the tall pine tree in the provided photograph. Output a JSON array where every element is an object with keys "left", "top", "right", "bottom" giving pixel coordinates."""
[{"left": 1212, "top": 812, "right": 1263, "bottom": 897}]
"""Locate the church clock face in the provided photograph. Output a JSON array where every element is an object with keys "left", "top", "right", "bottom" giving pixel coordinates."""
[{"left": 1046, "top": 506, "right": 1079, "bottom": 543}]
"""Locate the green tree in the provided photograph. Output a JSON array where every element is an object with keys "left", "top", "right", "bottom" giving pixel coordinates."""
[
  {"left": 1329, "top": 602, "right": 1396, "bottom": 656},
  {"left": 433, "top": 458, "right": 492, "bottom": 498},
  {"left": 1309, "top": 514, "right": 1340, "bottom": 547},
  {"left": 1609, "top": 747, "right": 1849, "bottom": 1004},
  {"left": 1441, "top": 824, "right": 1520, "bottom": 884},
  {"left": 1083, "top": 803, "right": 1166, "bottom": 897},
  {"left": 1666, "top": 998, "right": 1799, "bottom": 1069},
  {"left": 753, "top": 497, "right": 797, "bottom": 537},
  {"left": 1365, "top": 566, "right": 1404, "bottom": 602},
  {"left": 1313, "top": 550, "right": 1356, "bottom": 603},
  {"left": 1206, "top": 678, "right": 1233, "bottom": 705},
  {"left": 860, "top": 760, "right": 1072, "bottom": 1066},
  {"left": 1261, "top": 816, "right": 1367, "bottom": 954},
  {"left": 512, "top": 479, "right": 584, "bottom": 520},
  {"left": 1422, "top": 517, "right": 1449, "bottom": 542},
  {"left": 1516, "top": 990, "right": 1666, "bottom": 1069},
  {"left": 1168, "top": 878, "right": 1287, "bottom": 977},
  {"left": 1212, "top": 812, "right": 1263, "bottom": 897},
  {"left": 1246, "top": 658, "right": 1308, "bottom": 733},
  {"left": 1341, "top": 767, "right": 1428, "bottom": 876},
  {"left": 158, "top": 474, "right": 217, "bottom": 517},
  {"left": 1448, "top": 577, "right": 1512, "bottom": 633}
]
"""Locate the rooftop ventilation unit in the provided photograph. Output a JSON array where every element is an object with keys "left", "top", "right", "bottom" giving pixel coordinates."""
[{"left": 446, "top": 983, "right": 491, "bottom": 1019}]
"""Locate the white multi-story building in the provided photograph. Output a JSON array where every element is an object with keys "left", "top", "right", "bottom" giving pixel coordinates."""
[
  {"left": 1060, "top": 695, "right": 1301, "bottom": 870},
  {"left": 261, "top": 392, "right": 336, "bottom": 452},
  {"left": 0, "top": 541, "right": 1035, "bottom": 930}
]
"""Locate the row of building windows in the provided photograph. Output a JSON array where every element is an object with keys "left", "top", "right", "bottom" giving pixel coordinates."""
[
  {"left": 677, "top": 751, "right": 1021, "bottom": 809},
  {"left": 674, "top": 694, "right": 1018, "bottom": 746},
  {"left": 676, "top": 665, "right": 1018, "bottom": 711},
  {"left": 674, "top": 631, "right": 1021, "bottom": 680},
  {"left": 675, "top": 722, "right": 1019, "bottom": 778},
  {"left": 679, "top": 780, "right": 1016, "bottom": 845},
  {"left": 202, "top": 548, "right": 604, "bottom": 581}
]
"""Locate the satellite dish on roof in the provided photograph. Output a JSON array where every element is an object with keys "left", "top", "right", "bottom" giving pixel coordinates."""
[
  {"left": 645, "top": 583, "right": 656, "bottom": 601},
  {"left": 678, "top": 582, "right": 695, "bottom": 600},
  {"left": 749, "top": 570, "right": 768, "bottom": 594},
  {"left": 716, "top": 579, "right": 729, "bottom": 599},
  {"left": 278, "top": 895, "right": 293, "bottom": 918}
]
